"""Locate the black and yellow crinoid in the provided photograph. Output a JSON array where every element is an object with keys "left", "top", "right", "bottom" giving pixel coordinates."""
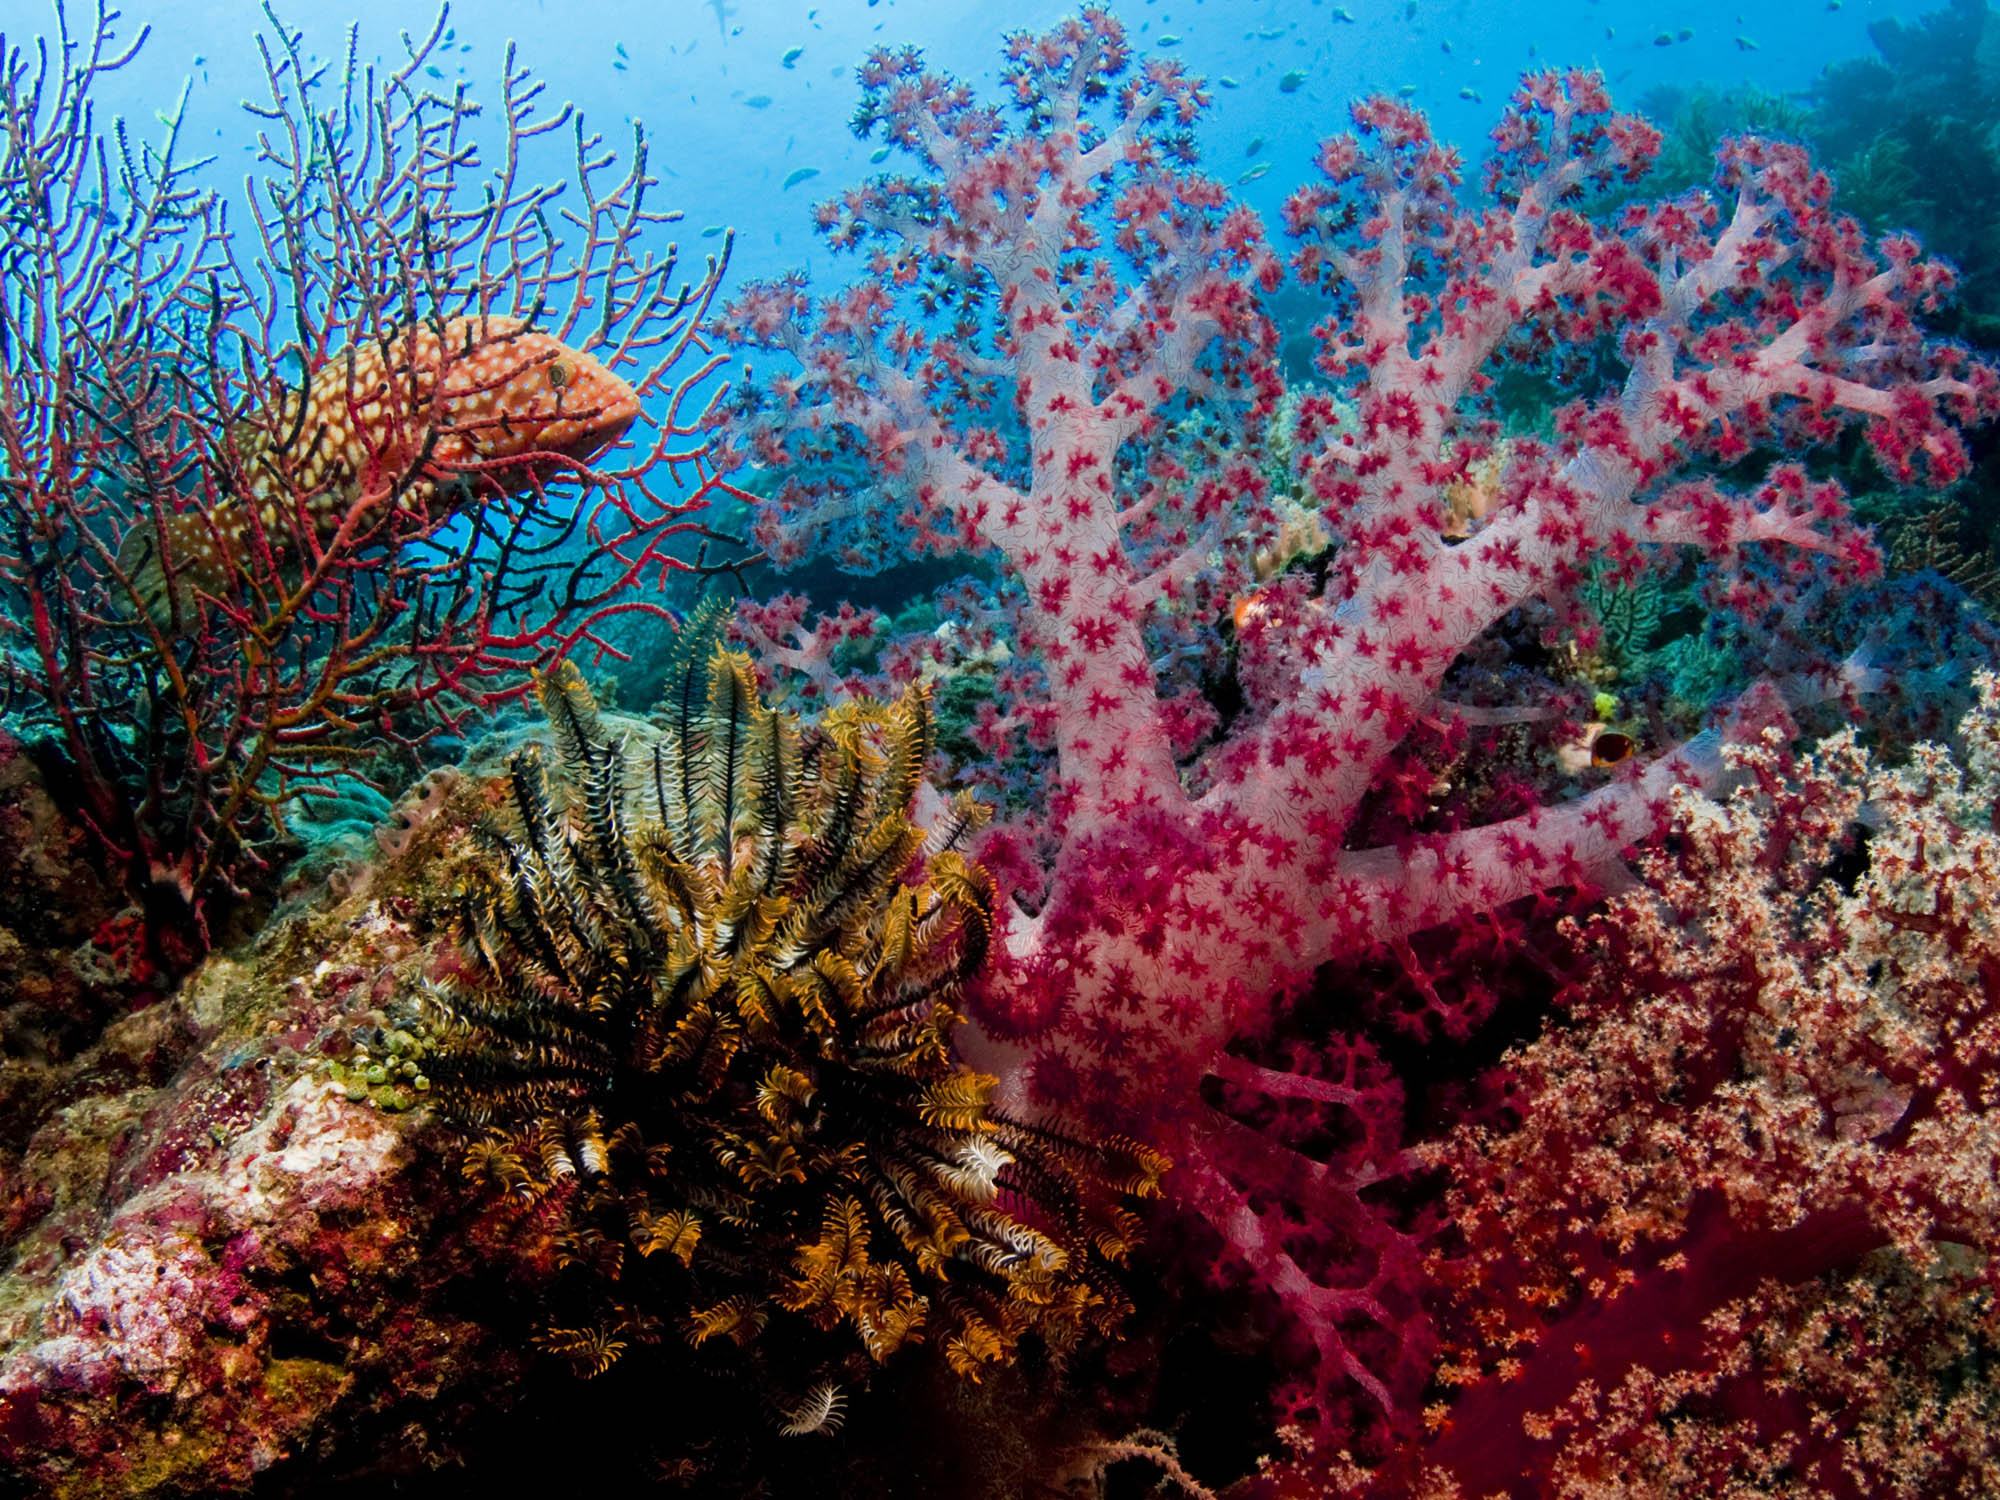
[{"left": 428, "top": 636, "right": 1166, "bottom": 1414}]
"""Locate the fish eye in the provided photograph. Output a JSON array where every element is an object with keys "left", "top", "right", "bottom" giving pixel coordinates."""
[{"left": 547, "top": 359, "right": 572, "bottom": 390}]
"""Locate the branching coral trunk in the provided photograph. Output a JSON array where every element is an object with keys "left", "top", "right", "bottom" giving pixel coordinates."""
[{"left": 716, "top": 6, "right": 1998, "bottom": 1430}]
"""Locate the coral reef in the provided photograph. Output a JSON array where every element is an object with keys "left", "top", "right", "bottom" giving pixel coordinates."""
[
  {"left": 1256, "top": 669, "right": 2000, "bottom": 1497},
  {"left": 1813, "top": 0, "right": 2000, "bottom": 320},
  {"left": 714, "top": 4, "right": 1998, "bottom": 1437},
  {"left": 0, "top": 732, "right": 140, "bottom": 1072},
  {"left": 0, "top": 765, "right": 519, "bottom": 1498},
  {"left": 8, "top": 2, "right": 2000, "bottom": 1495},
  {"left": 1892, "top": 501, "right": 2000, "bottom": 612},
  {"left": 0, "top": 653, "right": 1160, "bottom": 1498},
  {"left": 0, "top": 6, "right": 734, "bottom": 961}
]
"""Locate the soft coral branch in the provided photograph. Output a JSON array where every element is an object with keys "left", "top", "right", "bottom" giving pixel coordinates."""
[
  {"left": 1373, "top": 675, "right": 2000, "bottom": 1499},
  {"left": 717, "top": 18, "right": 2000, "bottom": 1438}
]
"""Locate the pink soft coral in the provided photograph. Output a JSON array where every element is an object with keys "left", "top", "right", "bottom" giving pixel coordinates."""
[
  {"left": 1243, "top": 670, "right": 2000, "bottom": 1498},
  {"left": 714, "top": 6, "right": 1998, "bottom": 1430}
]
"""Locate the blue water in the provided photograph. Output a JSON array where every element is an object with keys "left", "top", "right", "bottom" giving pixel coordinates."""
[{"left": 74, "top": 0, "right": 1949, "bottom": 300}]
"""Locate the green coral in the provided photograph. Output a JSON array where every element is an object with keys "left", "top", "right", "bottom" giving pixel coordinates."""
[
  {"left": 326, "top": 1016, "right": 435, "bottom": 1113},
  {"left": 1580, "top": 564, "right": 1666, "bottom": 666}
]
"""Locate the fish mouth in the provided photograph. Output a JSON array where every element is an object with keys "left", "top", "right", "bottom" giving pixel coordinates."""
[
  {"left": 534, "top": 398, "right": 639, "bottom": 468},
  {"left": 568, "top": 410, "right": 640, "bottom": 467}
]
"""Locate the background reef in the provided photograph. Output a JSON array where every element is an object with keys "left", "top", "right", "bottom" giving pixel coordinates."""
[{"left": 4, "top": 1, "right": 2000, "bottom": 1498}]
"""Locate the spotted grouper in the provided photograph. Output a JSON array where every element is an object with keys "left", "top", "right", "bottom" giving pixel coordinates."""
[{"left": 116, "top": 314, "right": 642, "bottom": 629}]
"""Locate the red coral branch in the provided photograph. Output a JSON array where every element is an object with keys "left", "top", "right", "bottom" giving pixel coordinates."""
[{"left": 0, "top": 8, "right": 741, "bottom": 955}]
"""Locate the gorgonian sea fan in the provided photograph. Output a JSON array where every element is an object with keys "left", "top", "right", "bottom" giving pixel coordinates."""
[{"left": 0, "top": 5, "right": 740, "bottom": 963}]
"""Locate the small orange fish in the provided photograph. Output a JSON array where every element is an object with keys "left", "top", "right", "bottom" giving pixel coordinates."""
[
  {"left": 1232, "top": 590, "right": 1271, "bottom": 633},
  {"left": 117, "top": 315, "right": 640, "bottom": 630},
  {"left": 1589, "top": 730, "right": 1636, "bottom": 767}
]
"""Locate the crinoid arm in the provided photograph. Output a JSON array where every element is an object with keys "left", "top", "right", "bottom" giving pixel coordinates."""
[{"left": 428, "top": 633, "right": 1164, "bottom": 1414}]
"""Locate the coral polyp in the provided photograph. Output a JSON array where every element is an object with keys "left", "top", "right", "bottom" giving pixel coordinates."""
[{"left": 426, "top": 638, "right": 1166, "bottom": 1394}]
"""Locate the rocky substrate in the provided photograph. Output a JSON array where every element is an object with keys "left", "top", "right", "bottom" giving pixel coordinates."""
[
  {"left": 0, "top": 761, "right": 543, "bottom": 1499},
  {"left": 0, "top": 732, "right": 1231, "bottom": 1500}
]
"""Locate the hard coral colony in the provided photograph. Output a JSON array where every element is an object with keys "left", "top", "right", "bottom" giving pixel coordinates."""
[{"left": 0, "top": 0, "right": 1994, "bottom": 1497}]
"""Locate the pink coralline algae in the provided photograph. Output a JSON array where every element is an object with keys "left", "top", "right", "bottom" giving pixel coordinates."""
[
  {"left": 714, "top": 5, "right": 2000, "bottom": 1438},
  {"left": 15, "top": 1079, "right": 399, "bottom": 1389}
]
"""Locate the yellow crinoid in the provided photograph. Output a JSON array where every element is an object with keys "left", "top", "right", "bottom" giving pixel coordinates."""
[{"left": 428, "top": 621, "right": 1166, "bottom": 1391}]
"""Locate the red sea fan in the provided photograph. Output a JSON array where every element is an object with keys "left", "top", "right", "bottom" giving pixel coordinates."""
[{"left": 0, "top": 7, "right": 743, "bottom": 961}]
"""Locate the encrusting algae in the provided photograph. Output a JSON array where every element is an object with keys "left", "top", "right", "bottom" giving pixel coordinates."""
[{"left": 423, "top": 625, "right": 1167, "bottom": 1419}]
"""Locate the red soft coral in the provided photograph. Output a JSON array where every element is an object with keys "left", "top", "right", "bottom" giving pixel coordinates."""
[{"left": 716, "top": 19, "right": 2000, "bottom": 1438}]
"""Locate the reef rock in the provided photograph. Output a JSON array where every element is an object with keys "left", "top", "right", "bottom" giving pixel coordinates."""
[
  {"left": 0, "top": 764, "right": 530, "bottom": 1498},
  {"left": 0, "top": 732, "right": 137, "bottom": 1078}
]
